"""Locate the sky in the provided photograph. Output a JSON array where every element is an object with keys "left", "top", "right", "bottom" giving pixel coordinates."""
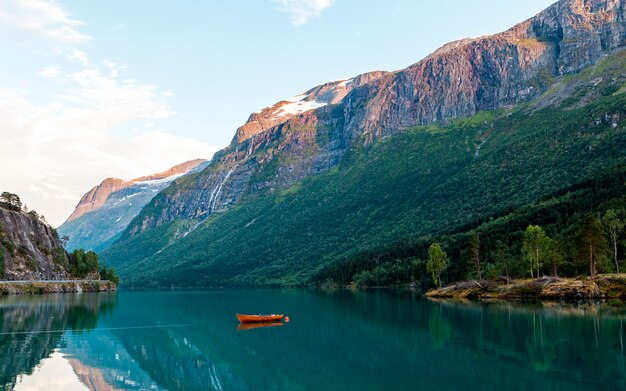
[{"left": 0, "top": 0, "right": 556, "bottom": 226}]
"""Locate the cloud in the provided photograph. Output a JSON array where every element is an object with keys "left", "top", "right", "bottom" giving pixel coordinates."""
[
  {"left": 38, "top": 65, "right": 62, "bottom": 79},
  {"left": 0, "top": 1, "right": 219, "bottom": 227},
  {"left": 272, "top": 0, "right": 335, "bottom": 25},
  {"left": 0, "top": 51, "right": 219, "bottom": 226},
  {"left": 0, "top": 0, "right": 91, "bottom": 43}
]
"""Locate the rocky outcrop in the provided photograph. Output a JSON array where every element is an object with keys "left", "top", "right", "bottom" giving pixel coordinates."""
[
  {"left": 0, "top": 203, "right": 70, "bottom": 280},
  {"left": 65, "top": 159, "right": 207, "bottom": 223},
  {"left": 59, "top": 159, "right": 208, "bottom": 251},
  {"left": 123, "top": 0, "right": 626, "bottom": 238},
  {"left": 425, "top": 275, "right": 626, "bottom": 300}
]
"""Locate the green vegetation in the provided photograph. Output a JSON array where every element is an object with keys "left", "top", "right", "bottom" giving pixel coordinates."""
[
  {"left": 317, "top": 167, "right": 626, "bottom": 287},
  {"left": 67, "top": 249, "right": 120, "bottom": 283},
  {"left": 576, "top": 214, "right": 608, "bottom": 278},
  {"left": 427, "top": 244, "right": 448, "bottom": 288},
  {"left": 603, "top": 209, "right": 624, "bottom": 273},
  {"left": 102, "top": 49, "right": 626, "bottom": 288},
  {"left": 25, "top": 257, "right": 37, "bottom": 272},
  {"left": 469, "top": 232, "right": 481, "bottom": 280},
  {"left": 99, "top": 266, "right": 120, "bottom": 285},
  {"left": 0, "top": 192, "right": 21, "bottom": 210},
  {"left": 68, "top": 249, "right": 100, "bottom": 278},
  {"left": 522, "top": 225, "right": 549, "bottom": 279},
  {"left": 0, "top": 248, "right": 5, "bottom": 279}
]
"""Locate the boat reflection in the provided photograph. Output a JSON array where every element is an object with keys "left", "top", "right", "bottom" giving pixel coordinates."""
[{"left": 237, "top": 321, "right": 284, "bottom": 331}]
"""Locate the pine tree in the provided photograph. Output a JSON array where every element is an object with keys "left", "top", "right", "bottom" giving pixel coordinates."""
[
  {"left": 470, "top": 232, "right": 481, "bottom": 280},
  {"left": 602, "top": 209, "right": 624, "bottom": 273},
  {"left": 577, "top": 215, "right": 607, "bottom": 278},
  {"left": 546, "top": 238, "right": 564, "bottom": 277}
]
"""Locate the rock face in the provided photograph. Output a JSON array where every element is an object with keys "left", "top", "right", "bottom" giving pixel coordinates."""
[
  {"left": 59, "top": 159, "right": 208, "bottom": 251},
  {"left": 123, "top": 0, "right": 626, "bottom": 238},
  {"left": 65, "top": 159, "right": 207, "bottom": 223},
  {"left": 233, "top": 71, "right": 389, "bottom": 144},
  {"left": 425, "top": 275, "right": 626, "bottom": 300},
  {"left": 0, "top": 203, "right": 70, "bottom": 280}
]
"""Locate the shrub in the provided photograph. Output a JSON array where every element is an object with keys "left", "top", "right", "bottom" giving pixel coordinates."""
[
  {"left": 69, "top": 249, "right": 100, "bottom": 278},
  {"left": 99, "top": 267, "right": 120, "bottom": 285}
]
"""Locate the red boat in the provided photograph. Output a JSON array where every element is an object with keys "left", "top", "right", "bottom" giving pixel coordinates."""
[{"left": 236, "top": 313, "right": 284, "bottom": 323}]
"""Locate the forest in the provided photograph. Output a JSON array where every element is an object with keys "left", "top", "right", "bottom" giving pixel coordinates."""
[{"left": 315, "top": 165, "right": 626, "bottom": 288}]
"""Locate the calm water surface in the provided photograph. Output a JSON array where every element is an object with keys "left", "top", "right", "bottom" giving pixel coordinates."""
[{"left": 0, "top": 289, "right": 625, "bottom": 390}]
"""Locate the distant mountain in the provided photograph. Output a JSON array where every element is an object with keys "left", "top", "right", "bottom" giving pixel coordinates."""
[
  {"left": 102, "top": 0, "right": 626, "bottom": 286},
  {"left": 58, "top": 159, "right": 207, "bottom": 252}
]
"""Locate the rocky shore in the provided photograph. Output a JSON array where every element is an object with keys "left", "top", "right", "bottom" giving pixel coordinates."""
[
  {"left": 0, "top": 280, "right": 117, "bottom": 295},
  {"left": 425, "top": 274, "right": 626, "bottom": 301}
]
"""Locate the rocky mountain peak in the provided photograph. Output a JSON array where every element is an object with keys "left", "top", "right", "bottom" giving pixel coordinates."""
[
  {"left": 233, "top": 70, "right": 389, "bottom": 144},
  {"left": 65, "top": 159, "right": 207, "bottom": 223},
  {"left": 130, "top": 159, "right": 207, "bottom": 184},
  {"left": 121, "top": 0, "right": 626, "bottom": 239}
]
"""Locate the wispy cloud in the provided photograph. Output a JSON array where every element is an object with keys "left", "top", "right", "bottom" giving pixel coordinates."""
[
  {"left": 0, "top": 53, "right": 219, "bottom": 224},
  {"left": 0, "top": 0, "right": 91, "bottom": 43},
  {"left": 272, "top": 0, "right": 335, "bottom": 25},
  {"left": 0, "top": 2, "right": 218, "bottom": 226}
]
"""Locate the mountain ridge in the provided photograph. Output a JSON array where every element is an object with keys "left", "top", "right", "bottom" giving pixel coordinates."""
[
  {"left": 121, "top": 0, "right": 626, "bottom": 240},
  {"left": 100, "top": 0, "right": 626, "bottom": 286},
  {"left": 65, "top": 159, "right": 207, "bottom": 223},
  {"left": 58, "top": 159, "right": 208, "bottom": 252}
]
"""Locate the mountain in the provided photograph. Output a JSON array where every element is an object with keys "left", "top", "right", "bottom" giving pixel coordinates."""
[
  {"left": 101, "top": 0, "right": 626, "bottom": 287},
  {"left": 58, "top": 159, "right": 208, "bottom": 252},
  {"left": 0, "top": 196, "right": 71, "bottom": 280}
]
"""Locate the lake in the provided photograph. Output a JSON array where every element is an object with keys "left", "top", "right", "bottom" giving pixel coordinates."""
[{"left": 1, "top": 289, "right": 625, "bottom": 390}]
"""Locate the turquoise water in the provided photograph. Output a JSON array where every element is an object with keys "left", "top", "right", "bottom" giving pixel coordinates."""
[{"left": 0, "top": 289, "right": 625, "bottom": 390}]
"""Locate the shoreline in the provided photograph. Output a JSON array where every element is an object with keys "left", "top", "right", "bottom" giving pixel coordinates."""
[
  {"left": 425, "top": 274, "right": 626, "bottom": 301},
  {"left": 0, "top": 280, "right": 117, "bottom": 295}
]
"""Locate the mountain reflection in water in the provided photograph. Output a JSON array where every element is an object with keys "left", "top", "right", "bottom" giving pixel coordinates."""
[{"left": 0, "top": 290, "right": 626, "bottom": 390}]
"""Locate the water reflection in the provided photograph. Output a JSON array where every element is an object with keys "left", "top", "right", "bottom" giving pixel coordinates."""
[
  {"left": 14, "top": 350, "right": 88, "bottom": 391},
  {"left": 1, "top": 290, "right": 626, "bottom": 390},
  {"left": 237, "top": 321, "right": 284, "bottom": 331},
  {"left": 0, "top": 293, "right": 116, "bottom": 390}
]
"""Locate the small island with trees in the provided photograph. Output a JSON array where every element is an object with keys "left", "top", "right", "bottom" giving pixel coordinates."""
[{"left": 426, "top": 211, "right": 626, "bottom": 300}]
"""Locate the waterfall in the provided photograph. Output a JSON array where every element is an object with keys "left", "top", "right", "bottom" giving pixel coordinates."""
[{"left": 207, "top": 166, "right": 236, "bottom": 214}]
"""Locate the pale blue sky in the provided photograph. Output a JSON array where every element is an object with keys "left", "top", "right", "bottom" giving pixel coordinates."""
[{"left": 0, "top": 0, "right": 556, "bottom": 225}]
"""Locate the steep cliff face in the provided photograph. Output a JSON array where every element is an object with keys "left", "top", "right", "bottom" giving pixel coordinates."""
[
  {"left": 123, "top": 0, "right": 626, "bottom": 239},
  {"left": 65, "top": 159, "right": 207, "bottom": 223},
  {"left": 59, "top": 159, "right": 208, "bottom": 252},
  {"left": 0, "top": 203, "right": 70, "bottom": 280},
  {"left": 233, "top": 71, "right": 389, "bottom": 143}
]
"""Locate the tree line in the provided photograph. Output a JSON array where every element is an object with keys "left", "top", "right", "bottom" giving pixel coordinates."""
[
  {"left": 426, "top": 210, "right": 625, "bottom": 288},
  {"left": 67, "top": 249, "right": 119, "bottom": 284}
]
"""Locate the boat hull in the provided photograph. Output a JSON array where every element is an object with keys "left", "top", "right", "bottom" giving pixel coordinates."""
[{"left": 236, "top": 313, "right": 284, "bottom": 323}]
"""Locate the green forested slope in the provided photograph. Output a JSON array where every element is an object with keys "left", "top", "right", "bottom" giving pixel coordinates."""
[{"left": 101, "top": 50, "right": 626, "bottom": 287}]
